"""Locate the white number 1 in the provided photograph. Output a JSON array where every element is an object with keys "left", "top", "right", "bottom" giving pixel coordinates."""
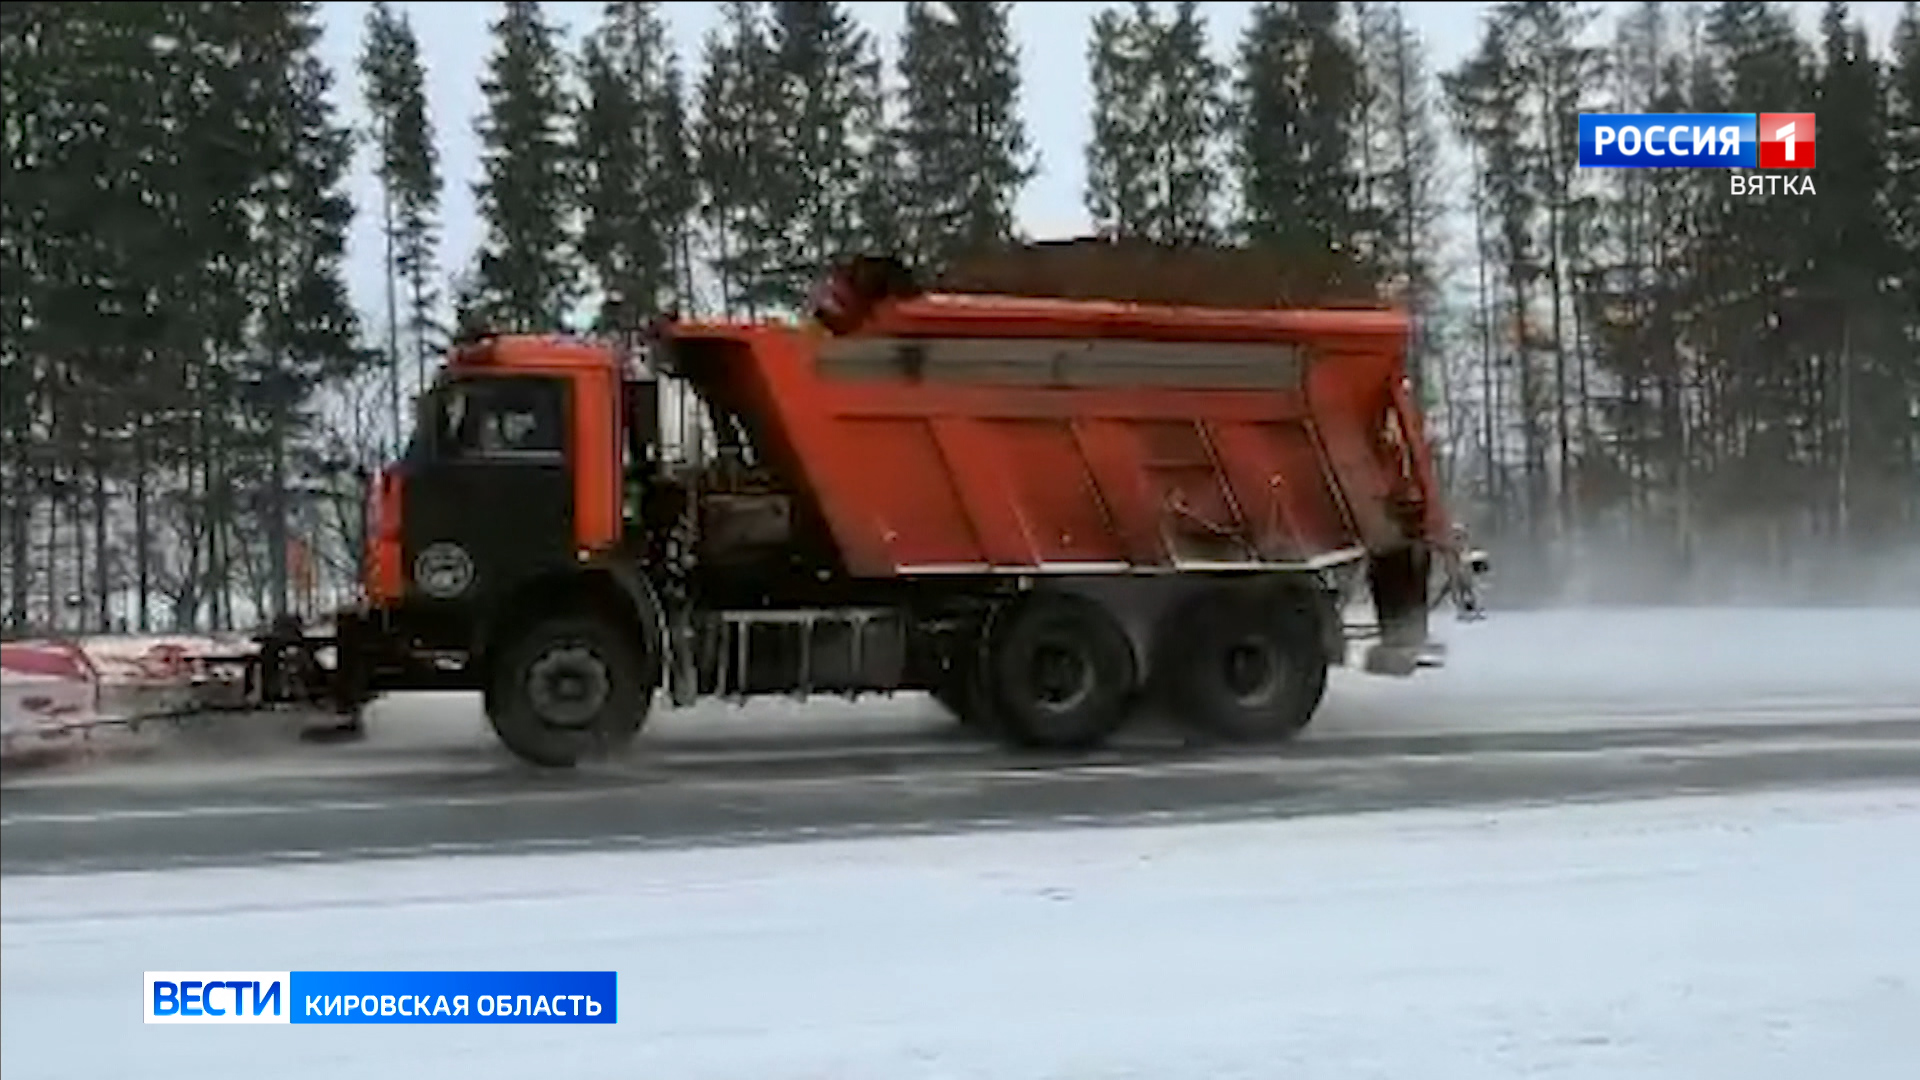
[{"left": 1776, "top": 121, "right": 1797, "bottom": 161}]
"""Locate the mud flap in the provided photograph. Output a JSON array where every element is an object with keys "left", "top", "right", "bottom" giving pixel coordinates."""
[
  {"left": 1363, "top": 544, "right": 1434, "bottom": 677},
  {"left": 322, "top": 613, "right": 377, "bottom": 721}
]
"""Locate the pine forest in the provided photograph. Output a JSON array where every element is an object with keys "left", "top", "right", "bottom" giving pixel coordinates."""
[{"left": 3, "top": 0, "right": 1917, "bottom": 634}]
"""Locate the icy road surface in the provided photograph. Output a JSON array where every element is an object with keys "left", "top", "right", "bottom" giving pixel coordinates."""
[
  {"left": 5, "top": 607, "right": 1918, "bottom": 874},
  {"left": 5, "top": 787, "right": 1918, "bottom": 1080}
]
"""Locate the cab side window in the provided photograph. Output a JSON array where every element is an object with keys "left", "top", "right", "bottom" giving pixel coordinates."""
[{"left": 439, "top": 377, "right": 567, "bottom": 461}]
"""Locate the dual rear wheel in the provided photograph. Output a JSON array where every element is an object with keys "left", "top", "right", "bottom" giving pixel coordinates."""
[
  {"left": 1153, "top": 587, "right": 1329, "bottom": 743},
  {"left": 949, "top": 592, "right": 1139, "bottom": 751},
  {"left": 938, "top": 584, "right": 1331, "bottom": 751}
]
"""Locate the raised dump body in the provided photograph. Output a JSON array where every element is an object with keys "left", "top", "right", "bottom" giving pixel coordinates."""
[{"left": 665, "top": 289, "right": 1444, "bottom": 581}]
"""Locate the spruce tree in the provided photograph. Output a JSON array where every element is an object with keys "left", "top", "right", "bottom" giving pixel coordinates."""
[
  {"left": 1593, "top": 0, "right": 1695, "bottom": 539},
  {"left": 577, "top": 1, "right": 685, "bottom": 329},
  {"left": 473, "top": 0, "right": 580, "bottom": 333},
  {"left": 763, "top": 0, "right": 884, "bottom": 305},
  {"left": 1523, "top": 1, "right": 1607, "bottom": 536},
  {"left": 896, "top": 0, "right": 1033, "bottom": 272},
  {"left": 1086, "top": 1, "right": 1224, "bottom": 244},
  {"left": 1, "top": 1, "right": 54, "bottom": 627},
  {"left": 694, "top": 1, "right": 782, "bottom": 315},
  {"left": 1086, "top": 5, "right": 1155, "bottom": 239},
  {"left": 1447, "top": 19, "right": 1548, "bottom": 542},
  {"left": 2, "top": 1, "right": 368, "bottom": 629},
  {"left": 1691, "top": 0, "right": 1817, "bottom": 536},
  {"left": 359, "top": 0, "right": 441, "bottom": 449},
  {"left": 1233, "top": 2, "right": 1368, "bottom": 257},
  {"left": 1882, "top": 2, "right": 1920, "bottom": 523},
  {"left": 234, "top": 1, "right": 365, "bottom": 620},
  {"left": 1810, "top": 1, "right": 1899, "bottom": 540},
  {"left": 1153, "top": 1, "right": 1227, "bottom": 245},
  {"left": 1354, "top": 4, "right": 1448, "bottom": 405},
  {"left": 657, "top": 61, "right": 698, "bottom": 308},
  {"left": 855, "top": 72, "right": 910, "bottom": 259}
]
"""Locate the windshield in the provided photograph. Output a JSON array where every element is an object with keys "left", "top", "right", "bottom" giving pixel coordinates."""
[{"left": 415, "top": 376, "right": 566, "bottom": 461}]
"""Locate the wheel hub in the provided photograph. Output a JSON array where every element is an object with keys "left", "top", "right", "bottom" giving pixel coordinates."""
[
  {"left": 526, "top": 645, "right": 611, "bottom": 728},
  {"left": 1026, "top": 641, "right": 1095, "bottom": 714},
  {"left": 1222, "top": 637, "right": 1283, "bottom": 705}
]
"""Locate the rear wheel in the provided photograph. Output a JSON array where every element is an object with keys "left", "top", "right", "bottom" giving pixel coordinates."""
[
  {"left": 985, "top": 593, "right": 1138, "bottom": 751},
  {"left": 486, "top": 614, "right": 655, "bottom": 768},
  {"left": 1155, "top": 586, "right": 1329, "bottom": 742}
]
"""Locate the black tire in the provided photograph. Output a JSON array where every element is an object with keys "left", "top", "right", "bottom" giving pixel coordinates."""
[
  {"left": 929, "top": 633, "right": 972, "bottom": 721},
  {"left": 985, "top": 593, "right": 1138, "bottom": 751},
  {"left": 932, "top": 676, "right": 990, "bottom": 730},
  {"left": 486, "top": 615, "right": 655, "bottom": 768},
  {"left": 930, "top": 625, "right": 997, "bottom": 733},
  {"left": 1155, "top": 586, "right": 1329, "bottom": 743},
  {"left": 931, "top": 681, "right": 965, "bottom": 718}
]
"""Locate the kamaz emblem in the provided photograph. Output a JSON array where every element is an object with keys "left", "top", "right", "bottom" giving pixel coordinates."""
[{"left": 414, "top": 542, "right": 475, "bottom": 599}]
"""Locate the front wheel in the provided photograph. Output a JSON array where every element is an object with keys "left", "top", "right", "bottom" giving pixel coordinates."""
[{"left": 486, "top": 615, "right": 655, "bottom": 768}]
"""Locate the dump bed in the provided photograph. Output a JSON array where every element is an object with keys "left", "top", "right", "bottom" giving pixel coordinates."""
[{"left": 668, "top": 290, "right": 1446, "bottom": 580}]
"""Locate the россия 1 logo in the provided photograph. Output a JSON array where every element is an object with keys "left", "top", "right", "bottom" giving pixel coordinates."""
[
  {"left": 1757, "top": 112, "right": 1815, "bottom": 168},
  {"left": 1578, "top": 112, "right": 1815, "bottom": 196}
]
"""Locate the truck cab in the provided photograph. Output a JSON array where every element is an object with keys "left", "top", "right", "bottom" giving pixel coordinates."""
[{"left": 365, "top": 337, "right": 625, "bottom": 617}]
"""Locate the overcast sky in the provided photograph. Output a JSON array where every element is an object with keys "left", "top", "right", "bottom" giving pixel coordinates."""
[{"left": 313, "top": 1, "right": 1905, "bottom": 323}]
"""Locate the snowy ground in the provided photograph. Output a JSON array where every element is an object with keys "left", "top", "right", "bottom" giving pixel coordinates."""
[
  {"left": 5, "top": 786, "right": 1918, "bottom": 1079},
  {"left": 6, "top": 608, "right": 1918, "bottom": 1075},
  {"left": 1314, "top": 604, "right": 1920, "bottom": 735}
]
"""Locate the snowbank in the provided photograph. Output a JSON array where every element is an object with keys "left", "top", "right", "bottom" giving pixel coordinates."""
[{"left": 4, "top": 787, "right": 1916, "bottom": 1079}]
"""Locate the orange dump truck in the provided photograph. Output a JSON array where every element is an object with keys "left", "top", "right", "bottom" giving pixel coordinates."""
[{"left": 256, "top": 247, "right": 1484, "bottom": 767}]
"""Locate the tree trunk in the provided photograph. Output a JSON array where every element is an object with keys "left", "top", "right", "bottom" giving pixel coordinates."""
[
  {"left": 234, "top": 519, "right": 266, "bottom": 627},
  {"left": 382, "top": 153, "right": 403, "bottom": 460},
  {"left": 178, "top": 400, "right": 205, "bottom": 631},
  {"left": 92, "top": 432, "right": 110, "bottom": 632},
  {"left": 4, "top": 475, "right": 29, "bottom": 632},
  {"left": 208, "top": 421, "right": 229, "bottom": 631},
  {"left": 1354, "top": 2, "right": 1378, "bottom": 260},
  {"left": 69, "top": 482, "right": 87, "bottom": 632},
  {"left": 42, "top": 480, "right": 60, "bottom": 633},
  {"left": 1471, "top": 157, "right": 1499, "bottom": 526},
  {"left": 1540, "top": 94, "right": 1572, "bottom": 544},
  {"left": 133, "top": 411, "right": 151, "bottom": 633},
  {"left": 1393, "top": 25, "right": 1422, "bottom": 401},
  {"left": 410, "top": 266, "right": 432, "bottom": 404},
  {"left": 267, "top": 407, "right": 291, "bottom": 623}
]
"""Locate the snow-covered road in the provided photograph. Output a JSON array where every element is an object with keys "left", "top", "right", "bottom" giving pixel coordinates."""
[
  {"left": 6, "top": 606, "right": 1918, "bottom": 874},
  {"left": 5, "top": 787, "right": 1917, "bottom": 1079}
]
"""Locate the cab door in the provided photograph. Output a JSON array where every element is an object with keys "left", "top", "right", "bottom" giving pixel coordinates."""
[{"left": 401, "top": 374, "right": 576, "bottom": 609}]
